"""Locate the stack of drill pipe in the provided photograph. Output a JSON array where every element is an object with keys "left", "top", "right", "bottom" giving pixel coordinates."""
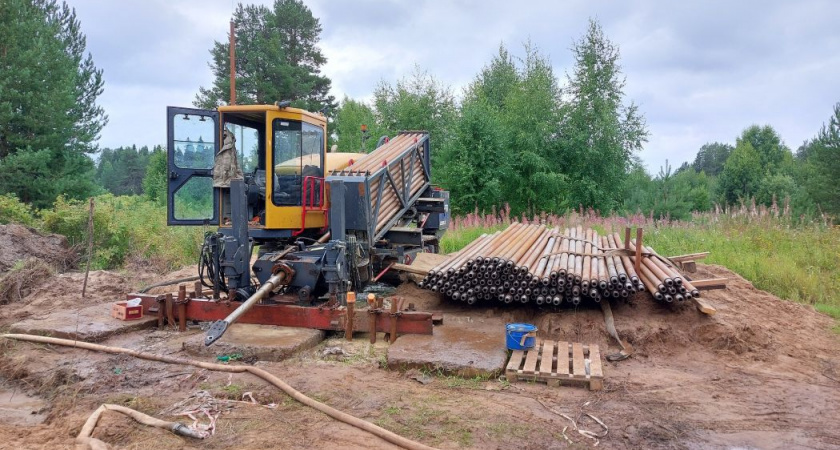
[
  {"left": 333, "top": 132, "right": 428, "bottom": 233},
  {"left": 418, "top": 222, "right": 699, "bottom": 307},
  {"left": 623, "top": 238, "right": 700, "bottom": 303}
]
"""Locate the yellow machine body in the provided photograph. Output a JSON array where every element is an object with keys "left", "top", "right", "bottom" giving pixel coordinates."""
[{"left": 215, "top": 104, "right": 364, "bottom": 232}]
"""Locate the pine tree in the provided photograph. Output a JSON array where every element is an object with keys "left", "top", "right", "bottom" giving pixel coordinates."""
[
  {"left": 0, "top": 0, "right": 106, "bottom": 207},
  {"left": 802, "top": 103, "right": 840, "bottom": 215},
  {"left": 195, "top": 0, "right": 335, "bottom": 112}
]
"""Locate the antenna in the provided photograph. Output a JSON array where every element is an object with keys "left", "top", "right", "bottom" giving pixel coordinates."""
[{"left": 229, "top": 20, "right": 236, "bottom": 105}]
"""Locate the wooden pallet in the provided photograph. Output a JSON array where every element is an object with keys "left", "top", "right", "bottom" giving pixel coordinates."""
[{"left": 505, "top": 340, "right": 604, "bottom": 391}]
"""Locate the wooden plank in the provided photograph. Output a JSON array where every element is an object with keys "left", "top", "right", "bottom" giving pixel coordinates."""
[
  {"left": 572, "top": 343, "right": 586, "bottom": 377},
  {"left": 506, "top": 350, "right": 525, "bottom": 373},
  {"left": 540, "top": 341, "right": 555, "bottom": 375},
  {"left": 680, "top": 261, "right": 697, "bottom": 273},
  {"left": 393, "top": 252, "right": 451, "bottom": 276},
  {"left": 391, "top": 263, "right": 425, "bottom": 275},
  {"left": 691, "top": 278, "right": 729, "bottom": 289},
  {"left": 557, "top": 342, "right": 570, "bottom": 375},
  {"left": 692, "top": 297, "right": 717, "bottom": 316},
  {"left": 668, "top": 252, "right": 710, "bottom": 262},
  {"left": 588, "top": 345, "right": 603, "bottom": 378},
  {"left": 522, "top": 343, "right": 540, "bottom": 374}
]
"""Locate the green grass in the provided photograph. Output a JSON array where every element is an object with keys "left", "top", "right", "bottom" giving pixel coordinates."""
[
  {"left": 440, "top": 224, "right": 508, "bottom": 254},
  {"left": 643, "top": 224, "right": 840, "bottom": 308},
  {"left": 441, "top": 217, "right": 840, "bottom": 330},
  {"left": 374, "top": 398, "right": 475, "bottom": 447}
]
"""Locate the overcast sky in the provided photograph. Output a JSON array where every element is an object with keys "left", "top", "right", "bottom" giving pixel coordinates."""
[{"left": 69, "top": 0, "right": 840, "bottom": 171}]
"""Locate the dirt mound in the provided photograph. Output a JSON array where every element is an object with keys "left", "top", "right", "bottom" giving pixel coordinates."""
[
  {"left": 0, "top": 224, "right": 76, "bottom": 273},
  {"left": 0, "top": 258, "right": 54, "bottom": 305},
  {"left": 397, "top": 262, "right": 838, "bottom": 367}
]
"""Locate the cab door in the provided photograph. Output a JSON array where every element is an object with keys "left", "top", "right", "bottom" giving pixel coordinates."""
[{"left": 166, "top": 106, "right": 220, "bottom": 226}]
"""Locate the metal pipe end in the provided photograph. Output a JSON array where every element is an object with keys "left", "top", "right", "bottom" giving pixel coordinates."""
[{"left": 204, "top": 320, "right": 230, "bottom": 346}]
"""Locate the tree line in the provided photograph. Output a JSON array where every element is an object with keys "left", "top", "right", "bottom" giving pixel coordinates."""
[{"left": 623, "top": 112, "right": 840, "bottom": 220}]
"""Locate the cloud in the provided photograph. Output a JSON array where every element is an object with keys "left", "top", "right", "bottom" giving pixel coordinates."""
[{"left": 68, "top": 0, "right": 840, "bottom": 172}]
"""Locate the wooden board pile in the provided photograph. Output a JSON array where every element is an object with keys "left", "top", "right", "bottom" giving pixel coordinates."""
[{"left": 418, "top": 223, "right": 701, "bottom": 306}]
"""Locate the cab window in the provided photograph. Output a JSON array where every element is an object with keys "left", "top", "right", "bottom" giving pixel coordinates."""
[
  {"left": 272, "top": 120, "right": 324, "bottom": 206},
  {"left": 224, "top": 121, "right": 261, "bottom": 174}
]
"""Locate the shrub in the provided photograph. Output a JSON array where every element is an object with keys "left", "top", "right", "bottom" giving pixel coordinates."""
[
  {"left": 0, "top": 194, "right": 39, "bottom": 227},
  {"left": 40, "top": 194, "right": 203, "bottom": 271}
]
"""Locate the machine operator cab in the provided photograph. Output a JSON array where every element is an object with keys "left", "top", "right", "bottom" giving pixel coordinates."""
[{"left": 165, "top": 103, "right": 363, "bottom": 240}]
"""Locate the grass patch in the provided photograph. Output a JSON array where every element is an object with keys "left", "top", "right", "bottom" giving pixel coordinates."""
[
  {"left": 486, "top": 421, "right": 532, "bottom": 440},
  {"left": 419, "top": 367, "right": 497, "bottom": 390},
  {"left": 374, "top": 399, "right": 474, "bottom": 447},
  {"left": 643, "top": 224, "right": 840, "bottom": 307},
  {"left": 440, "top": 224, "right": 508, "bottom": 254}
]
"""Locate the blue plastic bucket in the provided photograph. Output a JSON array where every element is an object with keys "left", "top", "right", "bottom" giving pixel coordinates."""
[{"left": 506, "top": 323, "right": 537, "bottom": 350}]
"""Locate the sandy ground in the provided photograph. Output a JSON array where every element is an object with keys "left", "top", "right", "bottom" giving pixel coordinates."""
[{"left": 1, "top": 234, "right": 839, "bottom": 449}]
